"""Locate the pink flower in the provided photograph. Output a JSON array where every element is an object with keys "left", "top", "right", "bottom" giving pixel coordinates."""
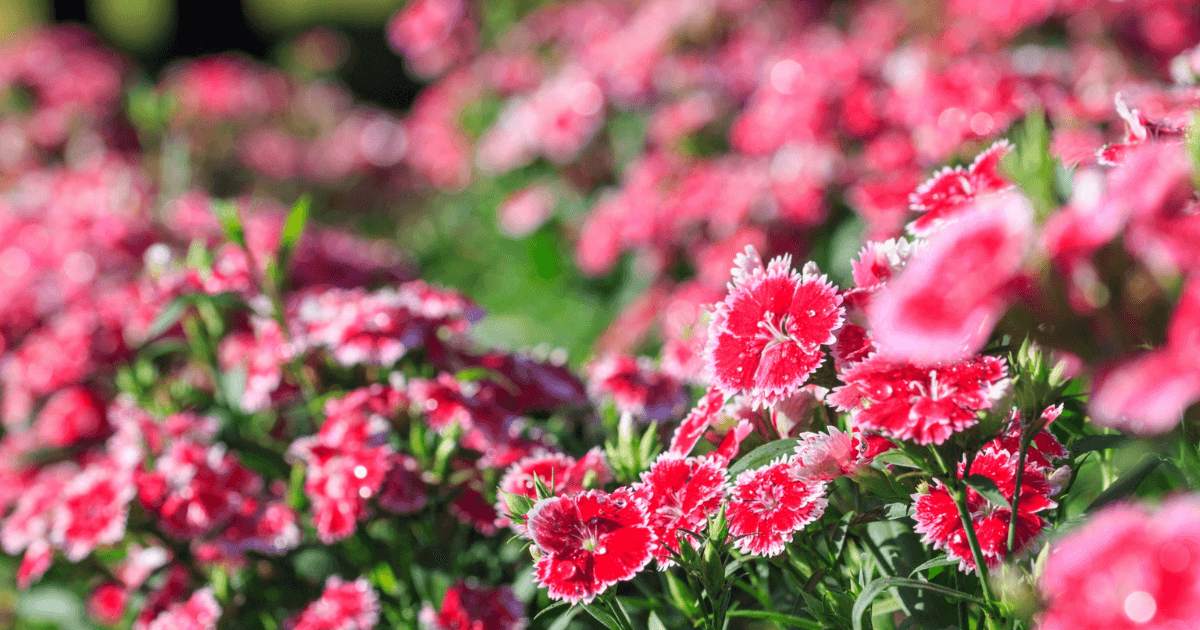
[
  {"left": 50, "top": 459, "right": 135, "bottom": 562},
  {"left": 218, "top": 316, "right": 295, "bottom": 413},
  {"left": 726, "top": 459, "right": 828, "bottom": 557},
  {"left": 498, "top": 183, "right": 556, "bottom": 239},
  {"left": 525, "top": 488, "right": 655, "bottom": 604},
  {"left": 32, "top": 386, "right": 109, "bottom": 448},
  {"left": 1036, "top": 496, "right": 1200, "bottom": 630},
  {"left": 631, "top": 454, "right": 728, "bottom": 566},
  {"left": 829, "top": 354, "right": 1009, "bottom": 445},
  {"left": 88, "top": 582, "right": 128, "bottom": 625},
  {"left": 146, "top": 588, "right": 221, "bottom": 630},
  {"left": 908, "top": 141, "right": 1013, "bottom": 239},
  {"left": 289, "top": 576, "right": 380, "bottom": 630},
  {"left": 705, "top": 246, "right": 844, "bottom": 408},
  {"left": 495, "top": 448, "right": 611, "bottom": 530},
  {"left": 912, "top": 449, "right": 1057, "bottom": 572},
  {"left": 418, "top": 581, "right": 526, "bottom": 630},
  {"left": 138, "top": 441, "right": 264, "bottom": 541},
  {"left": 791, "top": 427, "right": 872, "bottom": 481},
  {"left": 16, "top": 539, "right": 52, "bottom": 589},
  {"left": 869, "top": 193, "right": 1032, "bottom": 363}
]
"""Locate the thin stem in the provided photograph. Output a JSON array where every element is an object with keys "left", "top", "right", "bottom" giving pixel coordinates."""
[
  {"left": 1005, "top": 438, "right": 1031, "bottom": 560},
  {"left": 951, "top": 483, "right": 995, "bottom": 603}
]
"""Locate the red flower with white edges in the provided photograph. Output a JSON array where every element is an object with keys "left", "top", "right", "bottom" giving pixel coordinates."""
[
  {"left": 418, "top": 581, "right": 527, "bottom": 630},
  {"left": 668, "top": 387, "right": 727, "bottom": 457},
  {"left": 146, "top": 588, "right": 221, "bottom": 630},
  {"left": 32, "top": 386, "right": 109, "bottom": 448},
  {"left": 711, "top": 419, "right": 754, "bottom": 466},
  {"left": 289, "top": 576, "right": 380, "bottom": 630},
  {"left": 829, "top": 354, "right": 1009, "bottom": 445},
  {"left": 525, "top": 488, "right": 655, "bottom": 604},
  {"left": 791, "top": 427, "right": 874, "bottom": 481},
  {"left": 495, "top": 448, "right": 611, "bottom": 530},
  {"left": 631, "top": 454, "right": 728, "bottom": 566},
  {"left": 870, "top": 193, "right": 1033, "bottom": 363},
  {"left": 984, "top": 405, "right": 1069, "bottom": 470},
  {"left": 217, "top": 316, "right": 295, "bottom": 413},
  {"left": 908, "top": 140, "right": 1013, "bottom": 237},
  {"left": 1037, "top": 497, "right": 1200, "bottom": 630},
  {"left": 138, "top": 441, "right": 264, "bottom": 541},
  {"left": 726, "top": 459, "right": 828, "bottom": 557},
  {"left": 912, "top": 449, "right": 1057, "bottom": 572},
  {"left": 1, "top": 463, "right": 74, "bottom": 557},
  {"left": 50, "top": 458, "right": 135, "bottom": 562},
  {"left": 1095, "top": 94, "right": 1188, "bottom": 167},
  {"left": 17, "top": 539, "right": 52, "bottom": 589},
  {"left": 705, "top": 246, "right": 844, "bottom": 408}
]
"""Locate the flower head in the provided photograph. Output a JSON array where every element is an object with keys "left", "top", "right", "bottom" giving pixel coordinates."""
[
  {"left": 829, "top": 354, "right": 1009, "bottom": 445},
  {"left": 525, "top": 488, "right": 655, "bottom": 604},
  {"left": 908, "top": 140, "right": 1012, "bottom": 237},
  {"left": 726, "top": 459, "right": 827, "bottom": 557},
  {"left": 1037, "top": 497, "right": 1200, "bottom": 630},
  {"left": 146, "top": 588, "right": 221, "bottom": 630},
  {"left": 495, "top": 448, "right": 612, "bottom": 530},
  {"left": 631, "top": 454, "right": 728, "bottom": 566},
  {"left": 705, "top": 246, "right": 844, "bottom": 408},
  {"left": 419, "top": 581, "right": 527, "bottom": 630},
  {"left": 289, "top": 576, "right": 381, "bottom": 630}
]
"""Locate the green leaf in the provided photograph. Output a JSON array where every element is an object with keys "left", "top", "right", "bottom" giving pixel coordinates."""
[
  {"left": 1087, "top": 455, "right": 1163, "bottom": 512},
  {"left": 211, "top": 199, "right": 246, "bottom": 248},
  {"left": 145, "top": 297, "right": 188, "bottom": 341},
  {"left": 277, "top": 195, "right": 311, "bottom": 272},
  {"left": 581, "top": 603, "right": 624, "bottom": 630},
  {"left": 728, "top": 438, "right": 800, "bottom": 477},
  {"left": 726, "top": 609, "right": 821, "bottom": 629},
  {"left": 964, "top": 474, "right": 1012, "bottom": 509},
  {"left": 1071, "top": 434, "right": 1126, "bottom": 456},
  {"left": 884, "top": 502, "right": 911, "bottom": 520},
  {"left": 852, "top": 577, "right": 985, "bottom": 630},
  {"left": 532, "top": 601, "right": 571, "bottom": 621},
  {"left": 908, "top": 555, "right": 956, "bottom": 577},
  {"left": 546, "top": 606, "right": 581, "bottom": 630}
]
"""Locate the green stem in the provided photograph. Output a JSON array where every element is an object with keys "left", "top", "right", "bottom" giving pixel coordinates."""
[
  {"left": 1005, "top": 438, "right": 1030, "bottom": 559},
  {"left": 951, "top": 482, "right": 995, "bottom": 603}
]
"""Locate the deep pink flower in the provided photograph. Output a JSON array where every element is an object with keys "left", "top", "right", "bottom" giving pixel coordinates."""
[
  {"left": 217, "top": 316, "right": 295, "bottom": 413},
  {"left": 1037, "top": 497, "right": 1200, "bottom": 630},
  {"left": 146, "top": 588, "right": 221, "bottom": 630},
  {"left": 705, "top": 246, "right": 844, "bottom": 408},
  {"left": 726, "top": 459, "right": 827, "bottom": 557},
  {"left": 16, "top": 539, "right": 52, "bottom": 589},
  {"left": 526, "top": 488, "right": 655, "bottom": 604},
  {"left": 586, "top": 354, "right": 688, "bottom": 420},
  {"left": 1, "top": 463, "right": 74, "bottom": 557},
  {"left": 870, "top": 193, "right": 1032, "bottom": 363},
  {"left": 378, "top": 454, "right": 428, "bottom": 515},
  {"left": 495, "top": 448, "right": 611, "bottom": 530},
  {"left": 419, "top": 581, "right": 526, "bottom": 630},
  {"left": 289, "top": 576, "right": 380, "bottom": 630},
  {"left": 631, "top": 454, "right": 728, "bottom": 566},
  {"left": 829, "top": 354, "right": 1009, "bottom": 445},
  {"left": 138, "top": 441, "right": 264, "bottom": 541},
  {"left": 912, "top": 449, "right": 1056, "bottom": 571},
  {"left": 88, "top": 582, "right": 128, "bottom": 625},
  {"left": 984, "top": 405, "right": 1069, "bottom": 470}
]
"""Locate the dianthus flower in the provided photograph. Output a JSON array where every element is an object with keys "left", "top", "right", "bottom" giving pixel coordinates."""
[
  {"left": 88, "top": 582, "right": 128, "bottom": 625},
  {"left": 1036, "top": 496, "right": 1200, "bottom": 630},
  {"left": 705, "top": 246, "right": 844, "bottom": 408},
  {"left": 50, "top": 458, "right": 135, "bottom": 562},
  {"left": 586, "top": 354, "right": 688, "bottom": 421},
  {"left": 631, "top": 453, "right": 728, "bottom": 566},
  {"left": 791, "top": 427, "right": 878, "bottom": 481},
  {"left": 289, "top": 576, "right": 380, "bottom": 630},
  {"left": 829, "top": 354, "right": 1009, "bottom": 445},
  {"left": 495, "top": 448, "right": 611, "bottom": 530},
  {"left": 32, "top": 386, "right": 109, "bottom": 448},
  {"left": 668, "top": 387, "right": 727, "bottom": 457},
  {"left": 525, "top": 488, "right": 655, "bottom": 604},
  {"left": 146, "top": 588, "right": 221, "bottom": 630},
  {"left": 378, "top": 453, "right": 428, "bottom": 515},
  {"left": 726, "top": 459, "right": 827, "bottom": 557},
  {"left": 912, "top": 449, "right": 1057, "bottom": 571},
  {"left": 137, "top": 441, "right": 264, "bottom": 541},
  {"left": 217, "top": 316, "right": 295, "bottom": 413},
  {"left": 418, "top": 581, "right": 527, "bottom": 630},
  {"left": 870, "top": 193, "right": 1032, "bottom": 363},
  {"left": 908, "top": 140, "right": 1012, "bottom": 237}
]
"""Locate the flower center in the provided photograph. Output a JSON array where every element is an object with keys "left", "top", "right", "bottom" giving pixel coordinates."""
[{"left": 757, "top": 313, "right": 791, "bottom": 346}]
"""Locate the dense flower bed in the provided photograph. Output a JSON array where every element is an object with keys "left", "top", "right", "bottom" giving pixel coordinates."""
[{"left": 2, "top": 0, "right": 1200, "bottom": 628}]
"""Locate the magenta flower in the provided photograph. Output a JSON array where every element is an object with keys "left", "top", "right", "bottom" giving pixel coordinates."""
[
  {"left": 726, "top": 459, "right": 827, "bottom": 557},
  {"left": 631, "top": 454, "right": 728, "bottom": 566}
]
